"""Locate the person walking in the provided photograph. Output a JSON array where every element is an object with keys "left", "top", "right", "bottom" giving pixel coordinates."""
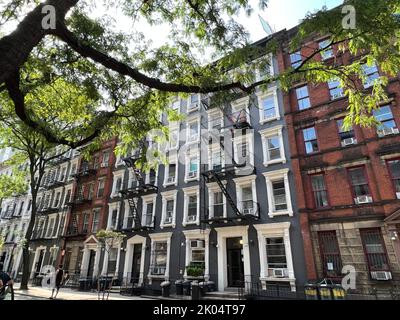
[
  {"left": 0, "top": 262, "right": 13, "bottom": 300},
  {"left": 49, "top": 265, "right": 64, "bottom": 299}
]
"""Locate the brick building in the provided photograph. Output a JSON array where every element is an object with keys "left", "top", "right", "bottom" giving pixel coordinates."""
[{"left": 278, "top": 27, "right": 400, "bottom": 291}]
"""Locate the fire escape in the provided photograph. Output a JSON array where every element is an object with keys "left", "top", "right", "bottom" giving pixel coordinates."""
[
  {"left": 200, "top": 96, "right": 260, "bottom": 225},
  {"left": 119, "top": 155, "right": 158, "bottom": 231}
]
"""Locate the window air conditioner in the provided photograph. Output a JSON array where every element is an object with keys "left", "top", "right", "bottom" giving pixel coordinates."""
[
  {"left": 378, "top": 127, "right": 399, "bottom": 137},
  {"left": 341, "top": 137, "right": 357, "bottom": 147},
  {"left": 354, "top": 195, "right": 373, "bottom": 204},
  {"left": 187, "top": 215, "right": 197, "bottom": 222},
  {"left": 165, "top": 215, "right": 173, "bottom": 224},
  {"left": 272, "top": 268, "right": 288, "bottom": 278},
  {"left": 371, "top": 271, "right": 392, "bottom": 281},
  {"left": 190, "top": 240, "right": 205, "bottom": 248},
  {"left": 100, "top": 162, "right": 108, "bottom": 168},
  {"left": 167, "top": 176, "right": 175, "bottom": 184},
  {"left": 188, "top": 171, "right": 197, "bottom": 178},
  {"left": 189, "top": 103, "right": 199, "bottom": 111},
  {"left": 243, "top": 208, "right": 254, "bottom": 215}
]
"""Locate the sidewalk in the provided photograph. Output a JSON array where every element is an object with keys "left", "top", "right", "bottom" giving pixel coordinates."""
[{"left": 13, "top": 285, "right": 153, "bottom": 300}]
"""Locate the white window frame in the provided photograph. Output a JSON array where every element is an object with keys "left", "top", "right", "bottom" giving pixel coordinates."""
[
  {"left": 160, "top": 190, "right": 178, "bottom": 229},
  {"left": 254, "top": 222, "right": 296, "bottom": 291},
  {"left": 187, "top": 93, "right": 201, "bottom": 113},
  {"left": 142, "top": 194, "right": 157, "bottom": 229},
  {"left": 260, "top": 125, "right": 286, "bottom": 166},
  {"left": 52, "top": 188, "right": 63, "bottom": 208},
  {"left": 233, "top": 175, "right": 258, "bottom": 216},
  {"left": 233, "top": 131, "right": 255, "bottom": 172},
  {"left": 183, "top": 229, "right": 210, "bottom": 280},
  {"left": 58, "top": 164, "right": 68, "bottom": 182},
  {"left": 163, "top": 153, "right": 178, "bottom": 187},
  {"left": 182, "top": 186, "right": 200, "bottom": 226},
  {"left": 68, "top": 159, "right": 79, "bottom": 180},
  {"left": 111, "top": 171, "right": 124, "bottom": 198},
  {"left": 46, "top": 216, "right": 56, "bottom": 238},
  {"left": 208, "top": 109, "right": 223, "bottom": 132},
  {"left": 257, "top": 85, "right": 280, "bottom": 124},
  {"left": 185, "top": 148, "right": 200, "bottom": 183},
  {"left": 255, "top": 54, "right": 275, "bottom": 82},
  {"left": 208, "top": 143, "right": 225, "bottom": 171},
  {"left": 107, "top": 202, "right": 120, "bottom": 230},
  {"left": 167, "top": 123, "right": 180, "bottom": 150},
  {"left": 148, "top": 232, "right": 173, "bottom": 281},
  {"left": 231, "top": 96, "right": 251, "bottom": 126},
  {"left": 207, "top": 182, "right": 227, "bottom": 219},
  {"left": 122, "top": 199, "right": 136, "bottom": 230},
  {"left": 319, "top": 38, "right": 334, "bottom": 60},
  {"left": 145, "top": 167, "right": 158, "bottom": 186},
  {"left": 170, "top": 98, "right": 181, "bottom": 114},
  {"left": 186, "top": 115, "right": 201, "bottom": 144},
  {"left": 263, "top": 168, "right": 293, "bottom": 218}
]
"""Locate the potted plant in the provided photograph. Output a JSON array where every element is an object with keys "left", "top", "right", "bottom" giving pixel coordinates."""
[{"left": 186, "top": 263, "right": 205, "bottom": 278}]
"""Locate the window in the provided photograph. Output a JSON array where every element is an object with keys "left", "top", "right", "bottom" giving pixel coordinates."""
[
  {"left": 92, "top": 210, "right": 100, "bottom": 233},
  {"left": 144, "top": 202, "right": 154, "bottom": 227},
  {"left": 303, "top": 127, "right": 318, "bottom": 154},
  {"left": 82, "top": 213, "right": 90, "bottom": 233},
  {"left": 348, "top": 167, "right": 371, "bottom": 199},
  {"left": 337, "top": 119, "right": 356, "bottom": 145},
  {"left": 164, "top": 161, "right": 177, "bottom": 185},
  {"left": 188, "top": 94, "right": 200, "bottom": 111},
  {"left": 211, "top": 149, "right": 223, "bottom": 171},
  {"left": 53, "top": 192, "right": 61, "bottom": 208},
  {"left": 188, "top": 195, "right": 197, "bottom": 222},
  {"left": 171, "top": 99, "right": 180, "bottom": 112},
  {"left": 266, "top": 238, "right": 287, "bottom": 270},
  {"left": 151, "top": 242, "right": 167, "bottom": 275},
  {"left": 260, "top": 126, "right": 285, "bottom": 166},
  {"left": 213, "top": 191, "right": 224, "bottom": 218},
  {"left": 328, "top": 79, "right": 344, "bottom": 100},
  {"left": 261, "top": 95, "right": 276, "bottom": 121},
  {"left": 102, "top": 151, "right": 110, "bottom": 166},
  {"left": 241, "top": 186, "right": 254, "bottom": 214},
  {"left": 168, "top": 128, "right": 179, "bottom": 149},
  {"left": 208, "top": 112, "right": 223, "bottom": 131},
  {"left": 362, "top": 63, "right": 379, "bottom": 88},
  {"left": 290, "top": 51, "right": 302, "bottom": 68},
  {"left": 97, "top": 179, "right": 105, "bottom": 198},
  {"left": 311, "top": 175, "right": 329, "bottom": 208},
  {"left": 146, "top": 168, "right": 157, "bottom": 185},
  {"left": 59, "top": 167, "right": 66, "bottom": 182},
  {"left": 27, "top": 200, "right": 32, "bottom": 212},
  {"left": 266, "top": 136, "right": 281, "bottom": 161},
  {"left": 319, "top": 39, "right": 333, "bottom": 60},
  {"left": 69, "top": 164, "right": 77, "bottom": 179},
  {"left": 46, "top": 218, "right": 55, "bottom": 238},
  {"left": 64, "top": 189, "right": 71, "bottom": 206},
  {"left": 165, "top": 200, "right": 174, "bottom": 224},
  {"left": 187, "top": 155, "right": 199, "bottom": 179},
  {"left": 87, "top": 183, "right": 94, "bottom": 200},
  {"left": 318, "top": 231, "right": 343, "bottom": 278},
  {"left": 115, "top": 177, "right": 122, "bottom": 193},
  {"left": 187, "top": 121, "right": 199, "bottom": 142},
  {"left": 388, "top": 160, "right": 400, "bottom": 198},
  {"left": 18, "top": 201, "right": 24, "bottom": 216},
  {"left": 360, "top": 228, "right": 390, "bottom": 272},
  {"left": 373, "top": 105, "right": 398, "bottom": 135},
  {"left": 296, "top": 86, "right": 311, "bottom": 110},
  {"left": 273, "top": 180, "right": 288, "bottom": 211},
  {"left": 107, "top": 248, "right": 118, "bottom": 274},
  {"left": 190, "top": 240, "right": 205, "bottom": 266}
]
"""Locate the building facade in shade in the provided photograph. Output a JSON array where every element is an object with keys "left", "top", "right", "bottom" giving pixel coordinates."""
[
  {"left": 94, "top": 43, "right": 308, "bottom": 292},
  {"left": 278, "top": 28, "right": 400, "bottom": 291}
]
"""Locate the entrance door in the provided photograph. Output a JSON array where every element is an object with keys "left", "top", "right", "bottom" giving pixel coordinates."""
[
  {"left": 87, "top": 250, "right": 96, "bottom": 278},
  {"left": 130, "top": 244, "right": 142, "bottom": 284},
  {"left": 226, "top": 237, "right": 244, "bottom": 287}
]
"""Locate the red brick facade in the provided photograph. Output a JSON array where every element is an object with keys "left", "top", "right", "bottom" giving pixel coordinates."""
[{"left": 278, "top": 31, "right": 400, "bottom": 290}]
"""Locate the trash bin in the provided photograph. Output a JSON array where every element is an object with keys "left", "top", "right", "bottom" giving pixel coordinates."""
[
  {"left": 175, "top": 280, "right": 183, "bottom": 296},
  {"left": 191, "top": 281, "right": 200, "bottom": 300},
  {"left": 304, "top": 282, "right": 319, "bottom": 300},
  {"left": 161, "top": 281, "right": 171, "bottom": 298},
  {"left": 332, "top": 285, "right": 346, "bottom": 300},
  {"left": 317, "top": 283, "right": 333, "bottom": 300},
  {"left": 183, "top": 280, "right": 192, "bottom": 296}
]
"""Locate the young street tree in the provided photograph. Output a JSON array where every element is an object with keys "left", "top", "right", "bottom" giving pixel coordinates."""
[{"left": 0, "top": 0, "right": 400, "bottom": 150}]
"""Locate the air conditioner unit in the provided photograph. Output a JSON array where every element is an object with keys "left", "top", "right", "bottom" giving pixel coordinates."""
[
  {"left": 243, "top": 208, "right": 254, "bottom": 215},
  {"left": 189, "top": 103, "right": 199, "bottom": 111},
  {"left": 371, "top": 271, "right": 392, "bottom": 281},
  {"left": 167, "top": 176, "right": 175, "bottom": 184},
  {"left": 100, "top": 162, "right": 108, "bottom": 168},
  {"left": 272, "top": 268, "right": 288, "bottom": 278},
  {"left": 378, "top": 127, "right": 399, "bottom": 137},
  {"left": 188, "top": 171, "right": 197, "bottom": 178},
  {"left": 152, "top": 267, "right": 164, "bottom": 275},
  {"left": 342, "top": 137, "right": 357, "bottom": 147},
  {"left": 187, "top": 215, "right": 197, "bottom": 222},
  {"left": 355, "top": 195, "right": 373, "bottom": 204},
  {"left": 396, "top": 192, "right": 400, "bottom": 200},
  {"left": 190, "top": 240, "right": 205, "bottom": 248},
  {"left": 331, "top": 92, "right": 344, "bottom": 100}
]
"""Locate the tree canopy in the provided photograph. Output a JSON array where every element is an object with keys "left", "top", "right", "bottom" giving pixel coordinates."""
[{"left": 0, "top": 0, "right": 400, "bottom": 151}]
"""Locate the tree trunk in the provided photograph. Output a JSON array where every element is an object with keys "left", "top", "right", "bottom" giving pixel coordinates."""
[{"left": 0, "top": 0, "right": 79, "bottom": 85}]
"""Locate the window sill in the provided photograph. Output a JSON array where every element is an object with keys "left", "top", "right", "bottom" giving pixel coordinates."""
[
  {"left": 263, "top": 158, "right": 286, "bottom": 167},
  {"left": 259, "top": 116, "right": 280, "bottom": 125},
  {"left": 163, "top": 181, "right": 178, "bottom": 188},
  {"left": 184, "top": 177, "right": 199, "bottom": 183},
  {"left": 268, "top": 210, "right": 293, "bottom": 218},
  {"left": 260, "top": 276, "right": 296, "bottom": 283},
  {"left": 183, "top": 220, "right": 198, "bottom": 227},
  {"left": 160, "top": 223, "right": 175, "bottom": 229}
]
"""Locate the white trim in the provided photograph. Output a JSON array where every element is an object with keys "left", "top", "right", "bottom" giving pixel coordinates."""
[
  {"left": 259, "top": 125, "right": 286, "bottom": 166},
  {"left": 107, "top": 202, "right": 121, "bottom": 230},
  {"left": 233, "top": 174, "right": 258, "bottom": 216},
  {"left": 160, "top": 190, "right": 178, "bottom": 229},
  {"left": 254, "top": 222, "right": 296, "bottom": 291},
  {"left": 186, "top": 115, "right": 201, "bottom": 145},
  {"left": 183, "top": 229, "right": 210, "bottom": 280},
  {"left": 163, "top": 152, "right": 178, "bottom": 187},
  {"left": 184, "top": 148, "right": 200, "bottom": 183},
  {"left": 148, "top": 232, "right": 173, "bottom": 282},
  {"left": 182, "top": 186, "right": 200, "bottom": 226},
  {"left": 214, "top": 226, "right": 251, "bottom": 291},
  {"left": 207, "top": 182, "right": 227, "bottom": 219},
  {"left": 81, "top": 241, "right": 101, "bottom": 278},
  {"left": 263, "top": 169, "right": 294, "bottom": 218},
  {"left": 123, "top": 235, "right": 147, "bottom": 285},
  {"left": 141, "top": 194, "right": 157, "bottom": 228},
  {"left": 187, "top": 93, "right": 201, "bottom": 113},
  {"left": 111, "top": 171, "right": 125, "bottom": 198},
  {"left": 256, "top": 85, "right": 280, "bottom": 124}
]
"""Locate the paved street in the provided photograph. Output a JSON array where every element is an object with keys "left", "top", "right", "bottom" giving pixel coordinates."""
[{"left": 11, "top": 285, "right": 153, "bottom": 301}]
